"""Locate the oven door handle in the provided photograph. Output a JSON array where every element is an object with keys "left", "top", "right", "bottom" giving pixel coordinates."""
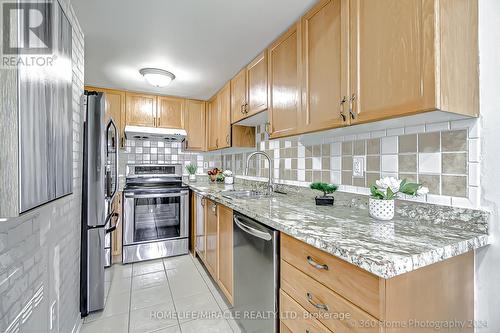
[{"left": 124, "top": 191, "right": 188, "bottom": 199}]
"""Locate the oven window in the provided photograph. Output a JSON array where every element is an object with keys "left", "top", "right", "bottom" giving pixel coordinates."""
[{"left": 134, "top": 196, "right": 181, "bottom": 243}]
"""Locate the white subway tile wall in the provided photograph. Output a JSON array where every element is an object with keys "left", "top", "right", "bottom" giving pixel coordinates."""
[{"left": 0, "top": 1, "right": 85, "bottom": 332}]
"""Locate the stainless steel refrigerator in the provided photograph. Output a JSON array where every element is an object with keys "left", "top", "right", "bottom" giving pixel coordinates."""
[{"left": 80, "top": 91, "right": 119, "bottom": 316}]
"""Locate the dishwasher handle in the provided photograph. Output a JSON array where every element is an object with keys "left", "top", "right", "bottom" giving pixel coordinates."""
[{"left": 234, "top": 215, "right": 272, "bottom": 241}]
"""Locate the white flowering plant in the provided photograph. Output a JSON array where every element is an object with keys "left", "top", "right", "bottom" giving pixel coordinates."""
[
  {"left": 370, "top": 177, "right": 429, "bottom": 200},
  {"left": 223, "top": 170, "right": 233, "bottom": 177}
]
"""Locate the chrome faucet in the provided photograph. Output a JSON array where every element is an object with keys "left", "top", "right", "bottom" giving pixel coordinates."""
[{"left": 245, "top": 151, "right": 274, "bottom": 194}]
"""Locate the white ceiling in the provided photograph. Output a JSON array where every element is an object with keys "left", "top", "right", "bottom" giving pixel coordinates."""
[{"left": 70, "top": 0, "right": 317, "bottom": 100}]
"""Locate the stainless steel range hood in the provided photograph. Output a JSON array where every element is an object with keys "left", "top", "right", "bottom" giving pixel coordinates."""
[{"left": 125, "top": 125, "right": 187, "bottom": 142}]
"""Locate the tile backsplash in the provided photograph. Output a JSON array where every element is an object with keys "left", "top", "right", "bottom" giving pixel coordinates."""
[{"left": 121, "top": 117, "right": 480, "bottom": 208}]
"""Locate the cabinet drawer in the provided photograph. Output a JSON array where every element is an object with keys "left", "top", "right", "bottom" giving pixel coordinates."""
[
  {"left": 282, "top": 260, "right": 380, "bottom": 333},
  {"left": 280, "top": 290, "right": 331, "bottom": 333},
  {"left": 281, "top": 234, "right": 383, "bottom": 318}
]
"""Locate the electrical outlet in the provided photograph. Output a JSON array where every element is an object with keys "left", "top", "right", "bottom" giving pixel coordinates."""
[
  {"left": 50, "top": 300, "right": 56, "bottom": 330},
  {"left": 203, "top": 162, "right": 208, "bottom": 169},
  {"left": 353, "top": 156, "right": 365, "bottom": 177}
]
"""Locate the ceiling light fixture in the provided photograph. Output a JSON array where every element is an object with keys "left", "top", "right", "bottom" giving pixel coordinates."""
[{"left": 139, "top": 68, "right": 175, "bottom": 87}]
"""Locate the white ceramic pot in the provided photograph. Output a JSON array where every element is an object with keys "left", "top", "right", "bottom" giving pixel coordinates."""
[
  {"left": 224, "top": 176, "right": 234, "bottom": 185},
  {"left": 188, "top": 174, "right": 196, "bottom": 182},
  {"left": 369, "top": 198, "right": 395, "bottom": 221}
]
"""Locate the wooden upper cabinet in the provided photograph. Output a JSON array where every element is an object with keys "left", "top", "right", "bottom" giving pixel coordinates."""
[
  {"left": 184, "top": 99, "right": 206, "bottom": 151},
  {"left": 125, "top": 92, "right": 157, "bottom": 127},
  {"left": 300, "top": 0, "right": 349, "bottom": 133},
  {"left": 86, "top": 86, "right": 125, "bottom": 143},
  {"left": 268, "top": 23, "right": 301, "bottom": 139},
  {"left": 246, "top": 51, "right": 268, "bottom": 116},
  {"left": 218, "top": 82, "right": 232, "bottom": 149},
  {"left": 157, "top": 96, "right": 184, "bottom": 129},
  {"left": 349, "top": 0, "right": 436, "bottom": 124},
  {"left": 231, "top": 68, "right": 247, "bottom": 124},
  {"left": 207, "top": 97, "right": 219, "bottom": 151}
]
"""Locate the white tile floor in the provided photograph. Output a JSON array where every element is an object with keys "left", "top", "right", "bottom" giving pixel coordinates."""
[{"left": 81, "top": 254, "right": 240, "bottom": 333}]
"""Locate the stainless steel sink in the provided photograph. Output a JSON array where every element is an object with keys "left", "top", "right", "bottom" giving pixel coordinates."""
[{"left": 221, "top": 190, "right": 271, "bottom": 200}]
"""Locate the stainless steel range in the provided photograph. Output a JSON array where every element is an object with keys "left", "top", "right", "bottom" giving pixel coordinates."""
[{"left": 122, "top": 164, "right": 189, "bottom": 263}]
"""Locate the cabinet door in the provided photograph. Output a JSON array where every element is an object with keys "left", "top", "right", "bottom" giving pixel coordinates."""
[
  {"left": 231, "top": 68, "right": 247, "bottom": 124},
  {"left": 205, "top": 200, "right": 218, "bottom": 278},
  {"left": 268, "top": 23, "right": 301, "bottom": 139},
  {"left": 125, "top": 92, "right": 157, "bottom": 127},
  {"left": 194, "top": 193, "right": 206, "bottom": 259},
  {"left": 217, "top": 204, "right": 233, "bottom": 305},
  {"left": 247, "top": 51, "right": 268, "bottom": 116},
  {"left": 184, "top": 99, "right": 206, "bottom": 151},
  {"left": 207, "top": 97, "right": 219, "bottom": 151},
  {"left": 157, "top": 96, "right": 184, "bottom": 129},
  {"left": 86, "top": 86, "right": 125, "bottom": 146},
  {"left": 218, "top": 82, "right": 232, "bottom": 149},
  {"left": 111, "top": 192, "right": 122, "bottom": 259},
  {"left": 301, "top": 0, "right": 349, "bottom": 133},
  {"left": 349, "top": 0, "right": 436, "bottom": 124}
]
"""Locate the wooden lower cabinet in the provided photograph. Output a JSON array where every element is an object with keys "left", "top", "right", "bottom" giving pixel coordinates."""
[
  {"left": 280, "top": 290, "right": 330, "bottom": 333},
  {"left": 111, "top": 192, "right": 122, "bottom": 262},
  {"left": 217, "top": 204, "right": 233, "bottom": 305},
  {"left": 205, "top": 199, "right": 218, "bottom": 277},
  {"left": 281, "top": 234, "right": 474, "bottom": 333},
  {"left": 194, "top": 196, "right": 234, "bottom": 305},
  {"left": 280, "top": 321, "right": 293, "bottom": 333}
]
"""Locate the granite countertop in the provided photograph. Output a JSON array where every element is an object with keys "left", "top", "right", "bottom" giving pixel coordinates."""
[{"left": 186, "top": 178, "right": 490, "bottom": 279}]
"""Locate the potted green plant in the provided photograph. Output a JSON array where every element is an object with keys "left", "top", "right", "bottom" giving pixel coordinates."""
[
  {"left": 369, "top": 177, "right": 429, "bottom": 220},
  {"left": 310, "top": 182, "right": 338, "bottom": 206},
  {"left": 185, "top": 163, "right": 197, "bottom": 182}
]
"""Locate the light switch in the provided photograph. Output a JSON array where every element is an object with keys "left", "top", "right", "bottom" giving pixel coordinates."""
[{"left": 353, "top": 156, "right": 365, "bottom": 177}]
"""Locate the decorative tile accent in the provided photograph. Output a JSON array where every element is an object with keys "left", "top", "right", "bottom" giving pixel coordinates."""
[
  {"left": 419, "top": 174, "right": 441, "bottom": 194},
  {"left": 399, "top": 134, "right": 417, "bottom": 153},
  {"left": 367, "top": 138, "right": 380, "bottom": 155},
  {"left": 398, "top": 154, "right": 417, "bottom": 173},
  {"left": 418, "top": 132, "right": 441, "bottom": 153},
  {"left": 442, "top": 130, "right": 468, "bottom": 152},
  {"left": 442, "top": 153, "right": 467, "bottom": 174},
  {"left": 442, "top": 175, "right": 467, "bottom": 197},
  {"left": 366, "top": 156, "right": 380, "bottom": 172}
]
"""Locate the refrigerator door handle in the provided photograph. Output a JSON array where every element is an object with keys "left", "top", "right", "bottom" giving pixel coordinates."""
[
  {"left": 105, "top": 225, "right": 117, "bottom": 234},
  {"left": 88, "top": 212, "right": 118, "bottom": 229},
  {"left": 234, "top": 215, "right": 272, "bottom": 241}
]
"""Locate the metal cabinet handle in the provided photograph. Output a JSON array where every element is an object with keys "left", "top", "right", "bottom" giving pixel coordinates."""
[
  {"left": 216, "top": 138, "right": 219, "bottom": 148},
  {"left": 245, "top": 103, "right": 249, "bottom": 113},
  {"left": 211, "top": 203, "right": 217, "bottom": 215},
  {"left": 264, "top": 122, "right": 271, "bottom": 135},
  {"left": 349, "top": 93, "right": 356, "bottom": 119},
  {"left": 201, "top": 197, "right": 205, "bottom": 206},
  {"left": 307, "top": 292, "right": 329, "bottom": 311},
  {"left": 307, "top": 256, "right": 329, "bottom": 270},
  {"left": 226, "top": 134, "right": 230, "bottom": 145},
  {"left": 241, "top": 104, "right": 246, "bottom": 114},
  {"left": 340, "top": 96, "right": 347, "bottom": 121}
]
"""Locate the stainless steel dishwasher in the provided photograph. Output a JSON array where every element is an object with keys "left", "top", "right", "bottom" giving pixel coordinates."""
[{"left": 232, "top": 212, "right": 279, "bottom": 333}]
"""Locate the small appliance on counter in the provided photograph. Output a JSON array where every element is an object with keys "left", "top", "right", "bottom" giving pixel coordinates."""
[{"left": 122, "top": 164, "right": 189, "bottom": 263}]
